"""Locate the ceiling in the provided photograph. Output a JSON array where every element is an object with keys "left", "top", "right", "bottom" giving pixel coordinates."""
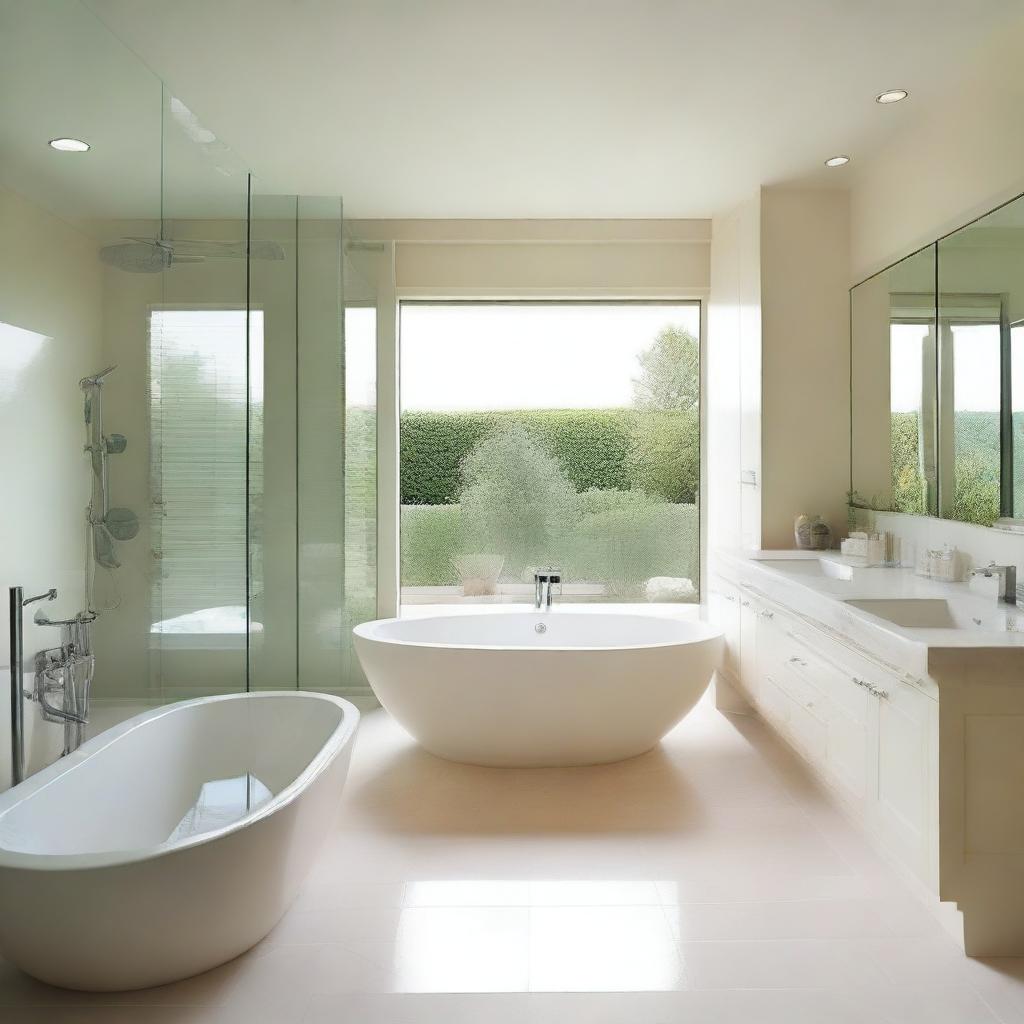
[{"left": 65, "top": 0, "right": 1024, "bottom": 219}]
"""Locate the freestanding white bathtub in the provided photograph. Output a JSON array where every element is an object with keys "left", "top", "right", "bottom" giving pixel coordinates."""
[
  {"left": 354, "top": 612, "right": 722, "bottom": 767},
  {"left": 0, "top": 691, "right": 359, "bottom": 991}
]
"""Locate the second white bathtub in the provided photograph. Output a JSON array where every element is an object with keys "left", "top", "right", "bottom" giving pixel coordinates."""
[
  {"left": 354, "top": 611, "right": 722, "bottom": 767},
  {"left": 0, "top": 691, "right": 359, "bottom": 991}
]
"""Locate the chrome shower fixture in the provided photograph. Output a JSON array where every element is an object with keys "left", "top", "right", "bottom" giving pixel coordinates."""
[
  {"left": 79, "top": 365, "right": 117, "bottom": 389},
  {"left": 81, "top": 365, "right": 137, "bottom": 574},
  {"left": 99, "top": 236, "right": 286, "bottom": 274},
  {"left": 33, "top": 608, "right": 97, "bottom": 756}
]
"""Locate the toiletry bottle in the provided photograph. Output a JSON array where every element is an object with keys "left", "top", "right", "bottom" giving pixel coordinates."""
[
  {"left": 794, "top": 514, "right": 812, "bottom": 550},
  {"left": 810, "top": 516, "right": 832, "bottom": 551}
]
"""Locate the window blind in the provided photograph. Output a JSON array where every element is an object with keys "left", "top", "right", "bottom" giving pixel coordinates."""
[{"left": 149, "top": 309, "right": 263, "bottom": 627}]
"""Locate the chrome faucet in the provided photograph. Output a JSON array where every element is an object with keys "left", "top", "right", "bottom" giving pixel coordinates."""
[
  {"left": 534, "top": 568, "right": 561, "bottom": 611},
  {"left": 970, "top": 562, "right": 1018, "bottom": 604},
  {"left": 33, "top": 609, "right": 97, "bottom": 756}
]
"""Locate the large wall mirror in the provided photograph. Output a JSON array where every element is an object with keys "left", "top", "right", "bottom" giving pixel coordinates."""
[{"left": 851, "top": 192, "right": 1024, "bottom": 528}]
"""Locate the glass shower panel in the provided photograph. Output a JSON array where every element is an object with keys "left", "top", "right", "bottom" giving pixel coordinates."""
[
  {"left": 245, "top": 199, "right": 377, "bottom": 699},
  {"left": 146, "top": 88, "right": 252, "bottom": 700},
  {"left": 248, "top": 193, "right": 299, "bottom": 690},
  {"left": 295, "top": 198, "right": 347, "bottom": 692},
  {"left": 341, "top": 238, "right": 379, "bottom": 700}
]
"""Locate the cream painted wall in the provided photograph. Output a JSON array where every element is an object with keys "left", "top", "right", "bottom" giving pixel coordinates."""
[
  {"left": 708, "top": 194, "right": 760, "bottom": 555},
  {"left": 708, "top": 189, "right": 850, "bottom": 553},
  {"left": 849, "top": 15, "right": 1024, "bottom": 282},
  {"left": 0, "top": 185, "right": 103, "bottom": 788},
  {"left": 346, "top": 219, "right": 711, "bottom": 296},
  {"left": 760, "top": 188, "right": 850, "bottom": 548}
]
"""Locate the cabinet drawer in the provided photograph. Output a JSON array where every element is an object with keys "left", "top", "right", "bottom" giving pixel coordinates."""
[
  {"left": 786, "top": 633, "right": 870, "bottom": 726},
  {"left": 762, "top": 625, "right": 871, "bottom": 806},
  {"left": 762, "top": 672, "right": 827, "bottom": 762}
]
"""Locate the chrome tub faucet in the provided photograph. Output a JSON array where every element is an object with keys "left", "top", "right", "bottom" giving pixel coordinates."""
[{"left": 534, "top": 568, "right": 561, "bottom": 611}]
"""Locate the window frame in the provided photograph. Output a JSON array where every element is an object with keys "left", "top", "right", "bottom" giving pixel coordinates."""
[{"left": 391, "top": 296, "right": 706, "bottom": 612}]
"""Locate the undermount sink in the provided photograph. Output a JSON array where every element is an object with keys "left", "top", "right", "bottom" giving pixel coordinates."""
[
  {"left": 845, "top": 598, "right": 1024, "bottom": 632},
  {"left": 758, "top": 558, "right": 853, "bottom": 581}
]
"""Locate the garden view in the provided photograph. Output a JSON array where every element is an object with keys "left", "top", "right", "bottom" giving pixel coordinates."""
[{"left": 399, "top": 304, "right": 701, "bottom": 602}]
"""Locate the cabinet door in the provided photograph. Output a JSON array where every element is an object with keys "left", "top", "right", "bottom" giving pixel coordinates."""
[
  {"left": 823, "top": 695, "right": 870, "bottom": 808},
  {"left": 739, "top": 600, "right": 760, "bottom": 702},
  {"left": 708, "top": 581, "right": 741, "bottom": 679},
  {"left": 789, "top": 644, "right": 871, "bottom": 809},
  {"left": 866, "top": 674, "right": 936, "bottom": 881}
]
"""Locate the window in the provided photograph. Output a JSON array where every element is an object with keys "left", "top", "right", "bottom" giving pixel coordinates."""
[
  {"left": 399, "top": 301, "right": 701, "bottom": 607},
  {"left": 149, "top": 308, "right": 261, "bottom": 635}
]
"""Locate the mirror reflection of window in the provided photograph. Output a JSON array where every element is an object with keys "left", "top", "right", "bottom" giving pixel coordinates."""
[
  {"left": 889, "top": 322, "right": 932, "bottom": 514},
  {"left": 947, "top": 321, "right": 1001, "bottom": 526},
  {"left": 1013, "top": 323, "right": 1024, "bottom": 518}
]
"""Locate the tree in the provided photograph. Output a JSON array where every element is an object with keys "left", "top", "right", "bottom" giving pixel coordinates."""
[
  {"left": 626, "top": 408, "right": 699, "bottom": 503},
  {"left": 459, "top": 423, "right": 575, "bottom": 578},
  {"left": 631, "top": 325, "right": 700, "bottom": 412}
]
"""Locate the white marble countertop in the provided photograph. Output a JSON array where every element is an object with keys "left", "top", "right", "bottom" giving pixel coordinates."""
[{"left": 715, "top": 548, "right": 1024, "bottom": 683}]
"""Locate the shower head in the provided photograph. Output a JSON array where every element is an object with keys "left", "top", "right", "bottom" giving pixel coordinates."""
[
  {"left": 80, "top": 366, "right": 117, "bottom": 389},
  {"left": 99, "top": 236, "right": 285, "bottom": 273},
  {"left": 99, "top": 241, "right": 172, "bottom": 274}
]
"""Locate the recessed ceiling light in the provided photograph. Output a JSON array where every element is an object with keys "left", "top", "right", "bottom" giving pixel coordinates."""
[
  {"left": 48, "top": 137, "right": 90, "bottom": 152},
  {"left": 875, "top": 89, "right": 909, "bottom": 105},
  {"left": 824, "top": 155, "right": 850, "bottom": 168}
]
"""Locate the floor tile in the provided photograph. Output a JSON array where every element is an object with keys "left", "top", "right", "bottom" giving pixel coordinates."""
[
  {"left": 391, "top": 907, "right": 529, "bottom": 993},
  {"left": 4, "top": 699, "right": 1020, "bottom": 1023},
  {"left": 528, "top": 905, "right": 686, "bottom": 992},
  {"left": 680, "top": 938, "right": 890, "bottom": 990}
]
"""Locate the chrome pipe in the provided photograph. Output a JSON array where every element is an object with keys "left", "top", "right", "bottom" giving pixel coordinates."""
[
  {"left": 8, "top": 586, "right": 56, "bottom": 786},
  {"left": 9, "top": 587, "right": 24, "bottom": 787}
]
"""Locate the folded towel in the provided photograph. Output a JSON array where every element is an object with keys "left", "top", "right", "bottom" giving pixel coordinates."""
[{"left": 644, "top": 576, "right": 696, "bottom": 602}]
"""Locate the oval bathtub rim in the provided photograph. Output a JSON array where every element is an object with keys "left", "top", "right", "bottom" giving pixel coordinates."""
[
  {"left": 353, "top": 611, "right": 724, "bottom": 653},
  {"left": 0, "top": 690, "right": 359, "bottom": 872}
]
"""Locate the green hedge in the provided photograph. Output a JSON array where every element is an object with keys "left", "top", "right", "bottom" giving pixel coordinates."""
[
  {"left": 401, "top": 500, "right": 699, "bottom": 595},
  {"left": 401, "top": 504, "right": 462, "bottom": 586},
  {"left": 401, "top": 408, "right": 697, "bottom": 505}
]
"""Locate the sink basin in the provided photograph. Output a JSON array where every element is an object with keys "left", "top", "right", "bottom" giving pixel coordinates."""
[
  {"left": 758, "top": 558, "right": 853, "bottom": 581},
  {"left": 846, "top": 598, "right": 1024, "bottom": 632}
]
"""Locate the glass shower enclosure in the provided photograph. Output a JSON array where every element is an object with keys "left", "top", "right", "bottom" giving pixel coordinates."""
[{"left": 1, "top": 0, "right": 376, "bottom": 788}]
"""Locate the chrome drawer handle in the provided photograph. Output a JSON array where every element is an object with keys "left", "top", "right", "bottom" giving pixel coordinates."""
[{"left": 853, "top": 677, "right": 889, "bottom": 699}]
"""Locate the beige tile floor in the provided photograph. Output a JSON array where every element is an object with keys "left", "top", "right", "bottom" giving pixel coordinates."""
[{"left": 3, "top": 693, "right": 1024, "bottom": 1022}]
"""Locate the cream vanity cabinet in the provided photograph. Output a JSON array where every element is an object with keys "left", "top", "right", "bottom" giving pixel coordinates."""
[{"left": 712, "top": 577, "right": 939, "bottom": 896}]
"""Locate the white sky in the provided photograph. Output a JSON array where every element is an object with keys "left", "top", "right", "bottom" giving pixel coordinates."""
[
  {"left": 399, "top": 304, "right": 700, "bottom": 411},
  {"left": 890, "top": 323, "right": 1024, "bottom": 413},
  {"left": 345, "top": 306, "right": 377, "bottom": 408}
]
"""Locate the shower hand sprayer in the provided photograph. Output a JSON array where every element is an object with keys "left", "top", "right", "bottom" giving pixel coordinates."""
[{"left": 80, "top": 365, "right": 139, "bottom": 571}]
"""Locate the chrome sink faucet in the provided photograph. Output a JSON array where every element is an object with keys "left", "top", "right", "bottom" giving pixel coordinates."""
[
  {"left": 534, "top": 568, "right": 561, "bottom": 611},
  {"left": 970, "top": 562, "right": 1018, "bottom": 604}
]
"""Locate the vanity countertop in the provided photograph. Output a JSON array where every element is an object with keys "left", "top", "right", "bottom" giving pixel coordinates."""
[{"left": 715, "top": 548, "right": 1024, "bottom": 683}]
